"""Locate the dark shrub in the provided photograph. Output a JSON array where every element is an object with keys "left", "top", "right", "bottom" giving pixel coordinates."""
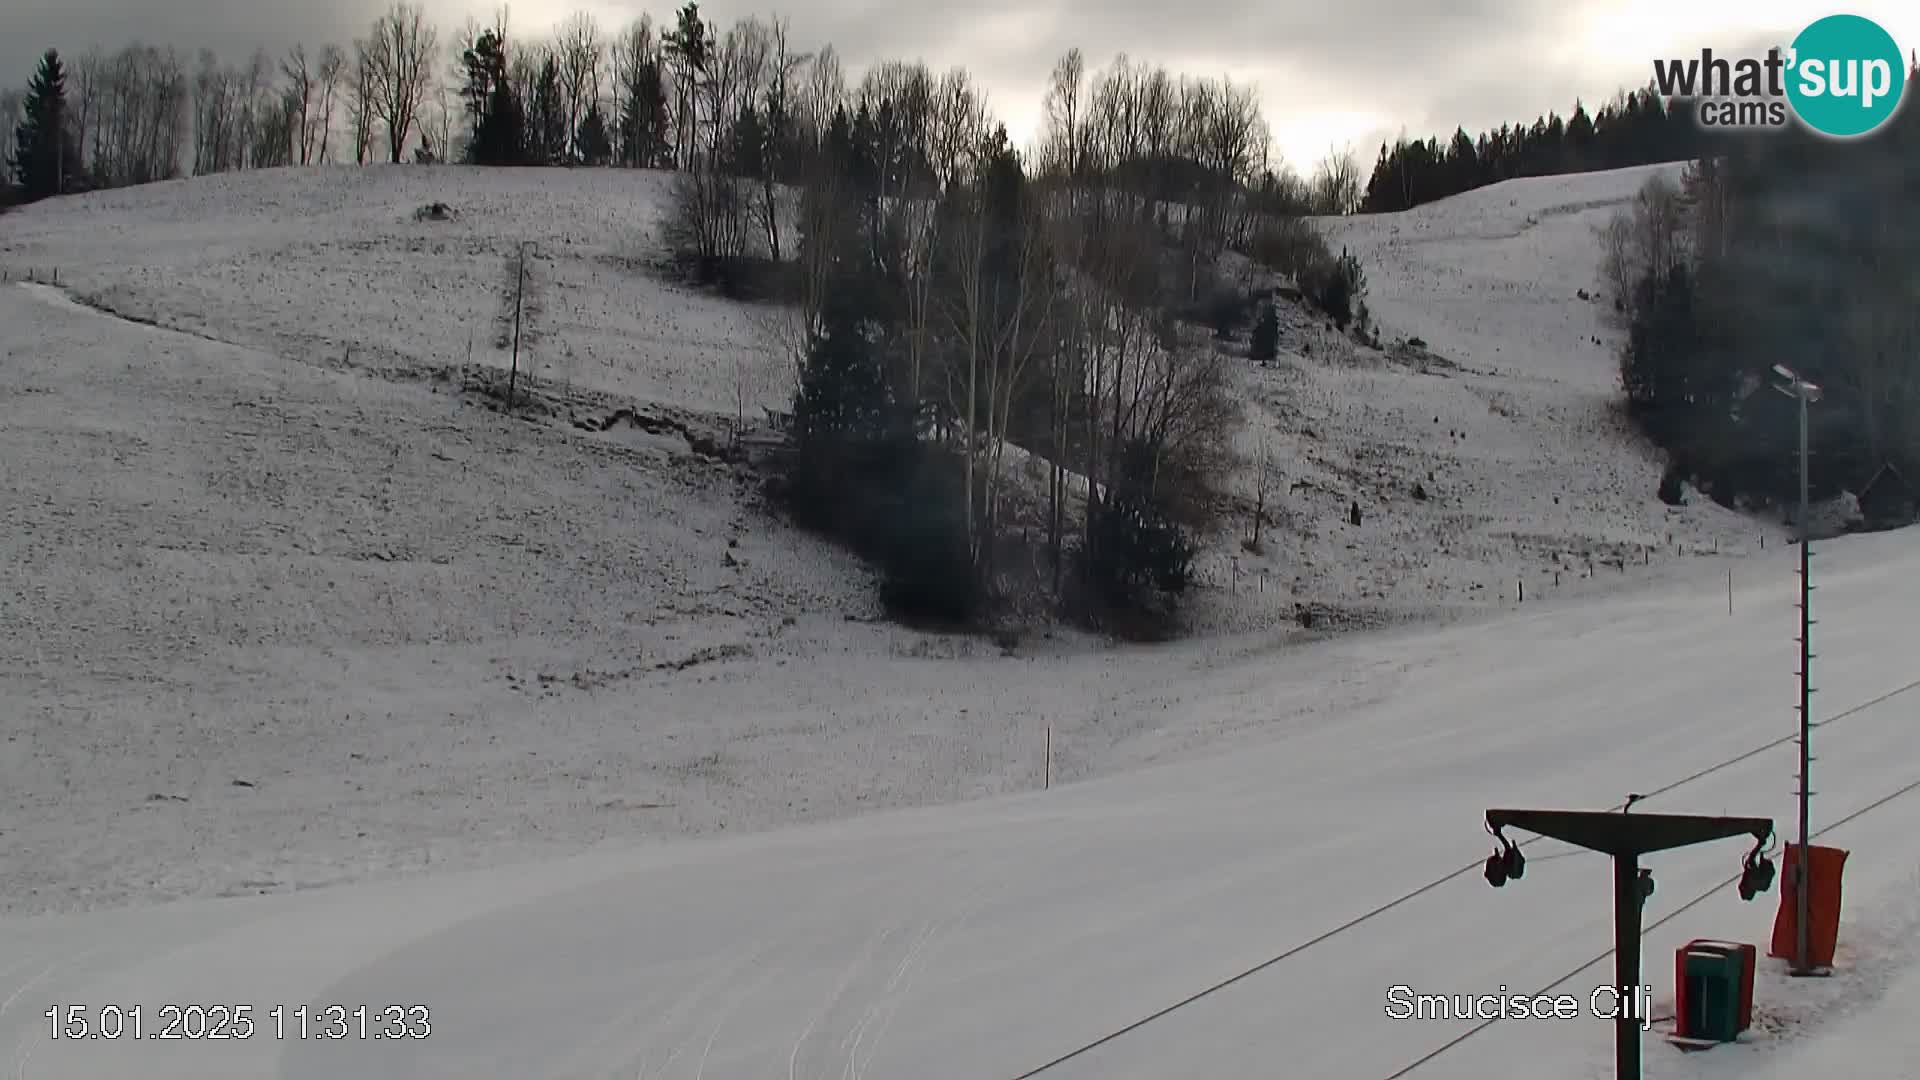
[
  {"left": 1300, "top": 248, "right": 1367, "bottom": 328},
  {"left": 1250, "top": 303, "right": 1279, "bottom": 363}
]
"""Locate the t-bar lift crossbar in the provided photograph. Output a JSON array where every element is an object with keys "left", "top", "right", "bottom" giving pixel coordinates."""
[{"left": 1484, "top": 808, "right": 1774, "bottom": 1080}]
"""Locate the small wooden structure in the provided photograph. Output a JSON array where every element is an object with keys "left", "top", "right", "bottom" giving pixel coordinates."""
[{"left": 1856, "top": 462, "right": 1916, "bottom": 530}]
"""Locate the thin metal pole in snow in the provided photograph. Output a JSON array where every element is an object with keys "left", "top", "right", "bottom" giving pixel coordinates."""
[
  {"left": 509, "top": 242, "right": 528, "bottom": 410},
  {"left": 1044, "top": 725, "right": 1051, "bottom": 790},
  {"left": 1794, "top": 388, "right": 1813, "bottom": 975}
]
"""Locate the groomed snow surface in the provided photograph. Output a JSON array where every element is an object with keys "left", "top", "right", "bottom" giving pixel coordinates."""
[
  {"left": 5, "top": 530, "right": 1917, "bottom": 1080},
  {"left": 2, "top": 161, "right": 1915, "bottom": 1078}
]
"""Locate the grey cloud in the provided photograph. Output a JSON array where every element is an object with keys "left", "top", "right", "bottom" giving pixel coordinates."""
[
  {"left": 796, "top": 0, "right": 1571, "bottom": 95},
  {"left": 4, "top": 0, "right": 394, "bottom": 83},
  {"left": 4, "top": 0, "right": 1712, "bottom": 180},
  {"left": 774, "top": 0, "right": 1589, "bottom": 164}
]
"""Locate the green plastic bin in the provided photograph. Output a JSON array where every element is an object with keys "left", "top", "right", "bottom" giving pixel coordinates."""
[{"left": 1679, "top": 947, "right": 1742, "bottom": 1042}]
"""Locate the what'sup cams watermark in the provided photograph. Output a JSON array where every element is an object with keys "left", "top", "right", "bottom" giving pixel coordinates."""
[{"left": 1651, "top": 14, "right": 1909, "bottom": 138}]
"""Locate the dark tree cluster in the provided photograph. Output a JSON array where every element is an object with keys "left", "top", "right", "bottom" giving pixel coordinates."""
[
  {"left": 657, "top": 42, "right": 1322, "bottom": 633},
  {"left": 1360, "top": 86, "right": 1706, "bottom": 213},
  {"left": 1607, "top": 59, "right": 1920, "bottom": 526},
  {"left": 456, "top": 23, "right": 582, "bottom": 167}
]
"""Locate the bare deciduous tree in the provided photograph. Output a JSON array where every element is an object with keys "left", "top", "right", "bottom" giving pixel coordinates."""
[
  {"left": 192, "top": 49, "right": 242, "bottom": 174},
  {"left": 0, "top": 89, "right": 25, "bottom": 179},
  {"left": 253, "top": 89, "right": 298, "bottom": 168},
  {"left": 901, "top": 68, "right": 983, "bottom": 402},
  {"left": 554, "top": 10, "right": 604, "bottom": 161},
  {"left": 799, "top": 42, "right": 843, "bottom": 138},
  {"left": 348, "top": 38, "right": 378, "bottom": 164},
  {"left": 751, "top": 16, "right": 807, "bottom": 262},
  {"left": 1599, "top": 172, "right": 1687, "bottom": 320},
  {"left": 240, "top": 47, "right": 272, "bottom": 167},
  {"left": 314, "top": 44, "right": 345, "bottom": 163},
  {"left": 69, "top": 48, "right": 105, "bottom": 174},
  {"left": 1596, "top": 212, "right": 1634, "bottom": 312},
  {"left": 1311, "top": 144, "right": 1361, "bottom": 215},
  {"left": 979, "top": 198, "right": 1061, "bottom": 577},
  {"left": 281, "top": 45, "right": 316, "bottom": 164},
  {"left": 364, "top": 1, "right": 440, "bottom": 163},
  {"left": 1039, "top": 48, "right": 1085, "bottom": 199},
  {"left": 1249, "top": 424, "right": 1279, "bottom": 549},
  {"left": 729, "top": 351, "right": 754, "bottom": 447},
  {"left": 90, "top": 43, "right": 189, "bottom": 186}
]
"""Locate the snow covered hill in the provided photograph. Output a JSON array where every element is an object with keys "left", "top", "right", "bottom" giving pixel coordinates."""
[
  {"left": 2, "top": 161, "right": 1775, "bottom": 643},
  {"left": 0, "top": 165, "right": 784, "bottom": 416},
  {"left": 0, "top": 160, "right": 1838, "bottom": 921},
  {"left": 1203, "top": 161, "right": 1770, "bottom": 635}
]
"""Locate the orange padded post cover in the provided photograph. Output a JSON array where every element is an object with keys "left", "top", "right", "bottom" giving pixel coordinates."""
[{"left": 1769, "top": 844, "right": 1847, "bottom": 968}]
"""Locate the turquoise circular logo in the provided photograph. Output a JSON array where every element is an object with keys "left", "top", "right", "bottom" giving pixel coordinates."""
[{"left": 1786, "top": 14, "right": 1906, "bottom": 137}]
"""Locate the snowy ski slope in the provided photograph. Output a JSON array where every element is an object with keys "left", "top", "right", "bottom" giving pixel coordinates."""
[
  {"left": 2, "top": 159, "right": 1914, "bottom": 1077},
  {"left": 3, "top": 528, "right": 1915, "bottom": 1079}
]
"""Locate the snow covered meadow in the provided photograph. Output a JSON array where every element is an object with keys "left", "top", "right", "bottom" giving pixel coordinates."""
[{"left": 2, "top": 159, "right": 1914, "bottom": 1077}]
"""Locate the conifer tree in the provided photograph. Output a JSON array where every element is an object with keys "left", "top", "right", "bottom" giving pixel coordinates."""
[
  {"left": 576, "top": 102, "right": 611, "bottom": 165},
  {"left": 12, "top": 49, "right": 81, "bottom": 200}
]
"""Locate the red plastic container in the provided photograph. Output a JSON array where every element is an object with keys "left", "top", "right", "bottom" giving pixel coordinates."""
[{"left": 1770, "top": 844, "right": 1848, "bottom": 969}]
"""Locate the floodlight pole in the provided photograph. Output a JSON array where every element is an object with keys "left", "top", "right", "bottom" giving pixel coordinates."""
[
  {"left": 1484, "top": 809, "right": 1773, "bottom": 1080},
  {"left": 1794, "top": 384, "right": 1811, "bottom": 976},
  {"left": 1775, "top": 365, "right": 1819, "bottom": 976}
]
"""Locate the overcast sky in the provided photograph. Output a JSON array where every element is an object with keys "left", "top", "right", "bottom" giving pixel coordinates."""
[{"left": 6, "top": 0, "right": 1916, "bottom": 171}]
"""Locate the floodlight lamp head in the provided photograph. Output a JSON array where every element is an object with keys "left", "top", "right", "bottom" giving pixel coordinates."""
[
  {"left": 1484, "top": 827, "right": 1523, "bottom": 886},
  {"left": 1739, "top": 837, "right": 1776, "bottom": 901},
  {"left": 1771, "top": 365, "right": 1822, "bottom": 401},
  {"left": 1483, "top": 824, "right": 1518, "bottom": 887}
]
